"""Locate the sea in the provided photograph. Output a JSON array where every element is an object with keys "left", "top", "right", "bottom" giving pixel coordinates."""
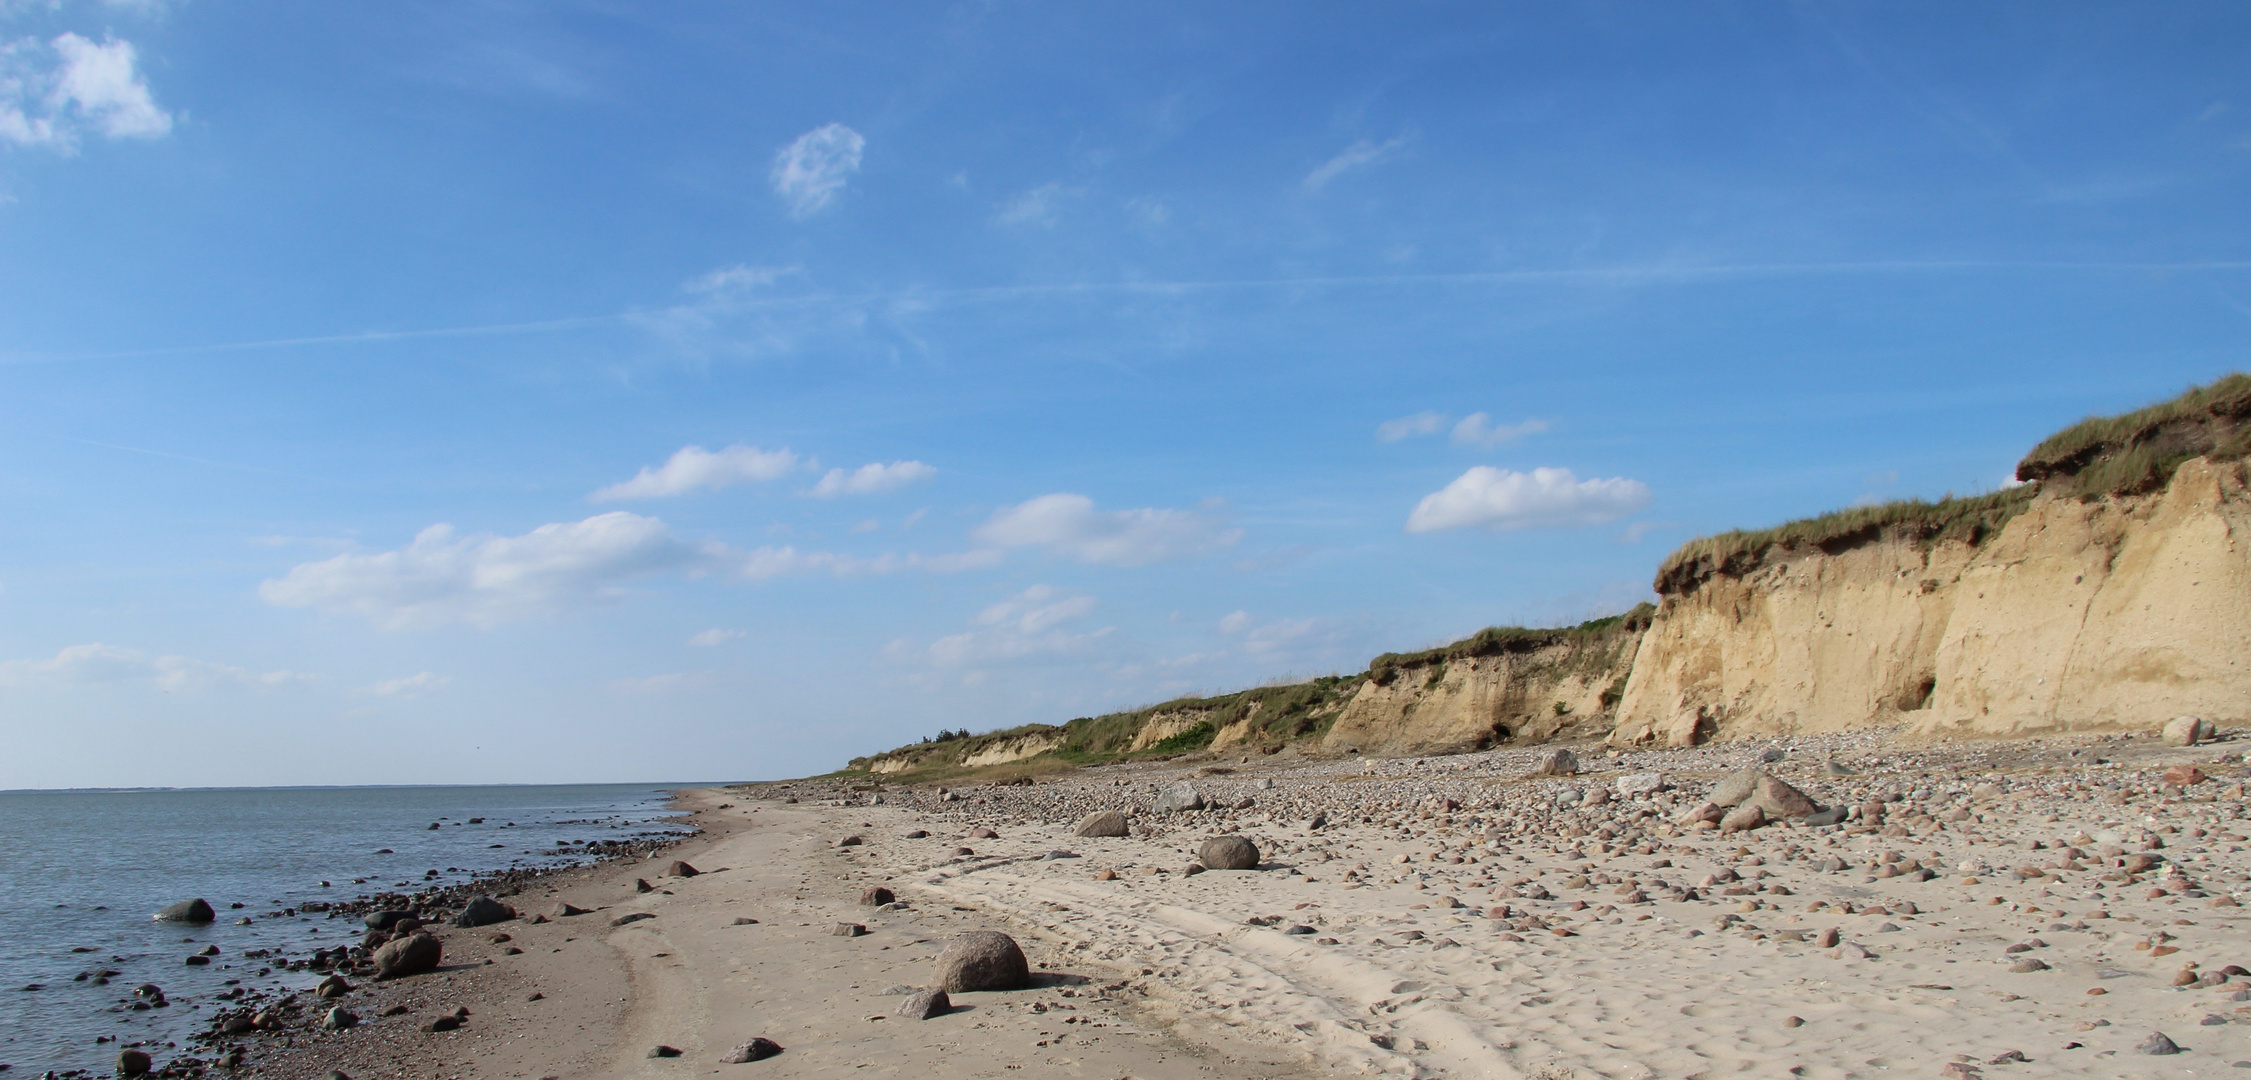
[{"left": 0, "top": 783, "right": 705, "bottom": 1076}]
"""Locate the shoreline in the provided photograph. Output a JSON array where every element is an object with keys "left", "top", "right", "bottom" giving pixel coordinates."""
[{"left": 228, "top": 729, "right": 2251, "bottom": 1078}]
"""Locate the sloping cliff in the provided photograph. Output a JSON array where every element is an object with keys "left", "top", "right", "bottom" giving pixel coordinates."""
[
  {"left": 1320, "top": 617, "right": 1645, "bottom": 756},
  {"left": 1614, "top": 377, "right": 2251, "bottom": 746}
]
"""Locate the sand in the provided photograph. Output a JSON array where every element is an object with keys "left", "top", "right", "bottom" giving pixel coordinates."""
[{"left": 255, "top": 731, "right": 2250, "bottom": 1079}]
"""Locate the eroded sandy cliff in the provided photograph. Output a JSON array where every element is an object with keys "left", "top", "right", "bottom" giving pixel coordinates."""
[{"left": 1612, "top": 456, "right": 2251, "bottom": 744}]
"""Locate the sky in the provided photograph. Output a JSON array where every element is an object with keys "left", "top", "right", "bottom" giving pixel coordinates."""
[{"left": 2, "top": 2, "right": 2248, "bottom": 788}]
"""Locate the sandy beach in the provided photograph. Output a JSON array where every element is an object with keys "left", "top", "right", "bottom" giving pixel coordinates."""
[{"left": 251, "top": 731, "right": 2250, "bottom": 1080}]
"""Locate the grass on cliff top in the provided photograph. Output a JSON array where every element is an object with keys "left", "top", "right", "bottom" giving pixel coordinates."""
[
  {"left": 1655, "top": 373, "right": 2251, "bottom": 595},
  {"left": 1364, "top": 604, "right": 1654, "bottom": 683}
]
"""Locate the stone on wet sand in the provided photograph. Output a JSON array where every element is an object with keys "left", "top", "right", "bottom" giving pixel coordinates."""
[
  {"left": 646, "top": 1045, "right": 681, "bottom": 1058},
  {"left": 859, "top": 886, "right": 896, "bottom": 906},
  {"left": 452, "top": 895, "right": 515, "bottom": 927},
  {"left": 153, "top": 899, "right": 215, "bottom": 924},
  {"left": 550, "top": 902, "right": 590, "bottom": 918},
  {"left": 2137, "top": 1031, "right": 2181, "bottom": 1055},
  {"left": 1198, "top": 835, "right": 1260, "bottom": 870},
  {"left": 935, "top": 931, "right": 1030, "bottom": 992},
  {"left": 372, "top": 932, "right": 442, "bottom": 979},
  {"left": 1074, "top": 810, "right": 1131, "bottom": 837},
  {"left": 833, "top": 922, "right": 866, "bottom": 937},
  {"left": 323, "top": 1006, "right": 359, "bottom": 1030},
  {"left": 1151, "top": 782, "right": 1203, "bottom": 814},
  {"left": 117, "top": 1049, "right": 153, "bottom": 1077},
  {"left": 666, "top": 860, "right": 700, "bottom": 877},
  {"left": 719, "top": 1037, "right": 783, "bottom": 1063},
  {"left": 898, "top": 988, "right": 952, "bottom": 1019}
]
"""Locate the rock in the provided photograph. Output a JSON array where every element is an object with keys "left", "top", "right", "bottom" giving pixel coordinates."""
[
  {"left": 1616, "top": 772, "right": 1668, "bottom": 797},
  {"left": 2165, "top": 765, "right": 2207, "bottom": 787},
  {"left": 1675, "top": 801, "right": 1723, "bottom": 826},
  {"left": 117, "top": 1050, "right": 153, "bottom": 1077},
  {"left": 665, "top": 860, "right": 699, "bottom": 877},
  {"left": 1710, "top": 769, "right": 1765, "bottom": 808},
  {"left": 612, "top": 913, "right": 655, "bottom": 926},
  {"left": 903, "top": 829, "right": 929, "bottom": 838},
  {"left": 1802, "top": 807, "right": 1849, "bottom": 826},
  {"left": 453, "top": 896, "right": 515, "bottom": 928},
  {"left": 1720, "top": 804, "right": 1766, "bottom": 833},
  {"left": 422, "top": 1014, "right": 462, "bottom": 1033},
  {"left": 365, "top": 910, "right": 418, "bottom": 931},
  {"left": 1666, "top": 706, "right": 1706, "bottom": 747},
  {"left": 837, "top": 835, "right": 864, "bottom": 847},
  {"left": 832, "top": 923, "right": 866, "bottom": 937},
  {"left": 1151, "top": 782, "right": 1203, "bottom": 814},
  {"left": 1758, "top": 748, "right": 1786, "bottom": 763},
  {"left": 2136, "top": 1031, "right": 2181, "bottom": 1055},
  {"left": 859, "top": 887, "right": 896, "bottom": 906},
  {"left": 1197, "top": 836, "right": 1260, "bottom": 870},
  {"left": 153, "top": 899, "right": 214, "bottom": 924},
  {"left": 967, "top": 827, "right": 999, "bottom": 839},
  {"left": 551, "top": 902, "right": 590, "bottom": 918},
  {"left": 1747, "top": 774, "right": 1821, "bottom": 819},
  {"left": 323, "top": 1006, "right": 358, "bottom": 1030},
  {"left": 2009, "top": 958, "right": 2049, "bottom": 972},
  {"left": 316, "top": 974, "right": 352, "bottom": 998},
  {"left": 634, "top": 878, "right": 654, "bottom": 893},
  {"left": 719, "top": 1038, "right": 783, "bottom": 1063},
  {"left": 1074, "top": 810, "right": 1131, "bottom": 837},
  {"left": 934, "top": 931, "right": 1030, "bottom": 993},
  {"left": 1530, "top": 749, "right": 1580, "bottom": 777},
  {"left": 2164, "top": 716, "right": 2216, "bottom": 747},
  {"left": 898, "top": 988, "right": 951, "bottom": 1019},
  {"left": 732, "top": 916, "right": 759, "bottom": 925},
  {"left": 646, "top": 1045, "right": 681, "bottom": 1058},
  {"left": 372, "top": 932, "right": 442, "bottom": 979}
]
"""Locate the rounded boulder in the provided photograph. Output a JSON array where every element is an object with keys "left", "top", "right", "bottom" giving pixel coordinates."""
[
  {"left": 1197, "top": 835, "right": 1261, "bottom": 871},
  {"left": 1074, "top": 810, "right": 1130, "bottom": 838},
  {"left": 153, "top": 899, "right": 214, "bottom": 924},
  {"left": 372, "top": 931, "right": 442, "bottom": 979},
  {"left": 452, "top": 896, "right": 515, "bottom": 928},
  {"left": 934, "top": 931, "right": 1029, "bottom": 993}
]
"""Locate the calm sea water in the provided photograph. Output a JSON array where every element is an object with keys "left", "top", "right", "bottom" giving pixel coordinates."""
[{"left": 0, "top": 784, "right": 701, "bottom": 1075}]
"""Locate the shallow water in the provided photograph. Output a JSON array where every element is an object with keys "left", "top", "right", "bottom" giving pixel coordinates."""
[{"left": 0, "top": 784, "right": 698, "bottom": 1074}]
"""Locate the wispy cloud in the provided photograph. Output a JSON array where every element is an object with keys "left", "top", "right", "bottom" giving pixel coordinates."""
[
  {"left": 1376, "top": 410, "right": 1448, "bottom": 441},
  {"left": 974, "top": 493, "right": 1241, "bottom": 566},
  {"left": 893, "top": 585, "right": 1111, "bottom": 669},
  {"left": 0, "top": 643, "right": 305, "bottom": 693},
  {"left": 687, "top": 628, "right": 744, "bottom": 647},
  {"left": 592, "top": 445, "right": 803, "bottom": 501},
  {"left": 355, "top": 672, "right": 449, "bottom": 698},
  {"left": 1406, "top": 466, "right": 1651, "bottom": 533},
  {"left": 1303, "top": 135, "right": 1409, "bottom": 191},
  {"left": 809, "top": 460, "right": 935, "bottom": 498},
  {"left": 1450, "top": 413, "right": 1549, "bottom": 448},
  {"left": 770, "top": 122, "right": 864, "bottom": 217},
  {"left": 2, "top": 32, "right": 172, "bottom": 150},
  {"left": 259, "top": 511, "right": 1000, "bottom": 629},
  {"left": 997, "top": 183, "right": 1075, "bottom": 228}
]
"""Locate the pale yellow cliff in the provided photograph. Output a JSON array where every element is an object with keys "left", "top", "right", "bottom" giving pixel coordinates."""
[
  {"left": 1320, "top": 633, "right": 1637, "bottom": 756},
  {"left": 1611, "top": 456, "right": 2251, "bottom": 745}
]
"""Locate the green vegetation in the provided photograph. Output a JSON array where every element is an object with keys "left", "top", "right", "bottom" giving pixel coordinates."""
[
  {"left": 1657, "top": 373, "right": 2251, "bottom": 595},
  {"left": 1145, "top": 721, "right": 1217, "bottom": 754},
  {"left": 1365, "top": 605, "right": 1654, "bottom": 685}
]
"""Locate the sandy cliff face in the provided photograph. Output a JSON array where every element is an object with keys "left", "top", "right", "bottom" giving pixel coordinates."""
[
  {"left": 1321, "top": 638, "right": 1636, "bottom": 757},
  {"left": 1612, "top": 457, "right": 2251, "bottom": 744}
]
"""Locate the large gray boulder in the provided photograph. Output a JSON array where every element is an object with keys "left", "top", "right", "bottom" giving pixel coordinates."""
[
  {"left": 1530, "top": 749, "right": 1580, "bottom": 777},
  {"left": 364, "top": 910, "right": 418, "bottom": 931},
  {"left": 1197, "top": 835, "right": 1260, "bottom": 871},
  {"left": 934, "top": 931, "right": 1029, "bottom": 993},
  {"left": 451, "top": 896, "right": 514, "bottom": 928},
  {"left": 1074, "top": 810, "right": 1131, "bottom": 837},
  {"left": 1150, "top": 782, "right": 1203, "bottom": 814},
  {"left": 153, "top": 899, "right": 214, "bottom": 924},
  {"left": 898, "top": 988, "right": 951, "bottom": 1019},
  {"left": 1709, "top": 768, "right": 1765, "bottom": 808},
  {"left": 372, "top": 932, "right": 442, "bottom": 979},
  {"left": 1745, "top": 774, "right": 1821, "bottom": 819}
]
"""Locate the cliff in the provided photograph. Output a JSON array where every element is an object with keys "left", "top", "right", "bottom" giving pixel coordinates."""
[
  {"left": 1614, "top": 374, "right": 2251, "bottom": 745},
  {"left": 1319, "top": 614, "right": 1646, "bottom": 756}
]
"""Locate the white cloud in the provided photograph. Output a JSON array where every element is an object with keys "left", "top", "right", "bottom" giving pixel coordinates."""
[
  {"left": 997, "top": 183, "right": 1073, "bottom": 228},
  {"left": 260, "top": 512, "right": 998, "bottom": 629},
  {"left": 1377, "top": 410, "right": 1448, "bottom": 441},
  {"left": 1126, "top": 195, "right": 1168, "bottom": 225},
  {"left": 809, "top": 460, "right": 935, "bottom": 498},
  {"left": 1406, "top": 466, "right": 1653, "bottom": 533},
  {"left": 900, "top": 585, "right": 1111, "bottom": 668},
  {"left": 591, "top": 444, "right": 802, "bottom": 501},
  {"left": 1450, "top": 413, "right": 1550, "bottom": 448},
  {"left": 1214, "top": 610, "right": 1333, "bottom": 657},
  {"left": 684, "top": 264, "right": 793, "bottom": 296},
  {"left": 0, "top": 643, "right": 303, "bottom": 693},
  {"left": 2, "top": 33, "right": 172, "bottom": 149},
  {"left": 770, "top": 122, "right": 863, "bottom": 217},
  {"left": 356, "top": 672, "right": 448, "bottom": 698},
  {"left": 604, "top": 671, "right": 713, "bottom": 694},
  {"left": 1217, "top": 610, "right": 1253, "bottom": 634},
  {"left": 688, "top": 628, "right": 744, "bottom": 647},
  {"left": 1303, "top": 135, "right": 1408, "bottom": 191},
  {"left": 974, "top": 493, "right": 1241, "bottom": 566}
]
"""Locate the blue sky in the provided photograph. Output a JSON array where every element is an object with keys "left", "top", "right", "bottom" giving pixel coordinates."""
[{"left": 3, "top": 2, "right": 2248, "bottom": 787}]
